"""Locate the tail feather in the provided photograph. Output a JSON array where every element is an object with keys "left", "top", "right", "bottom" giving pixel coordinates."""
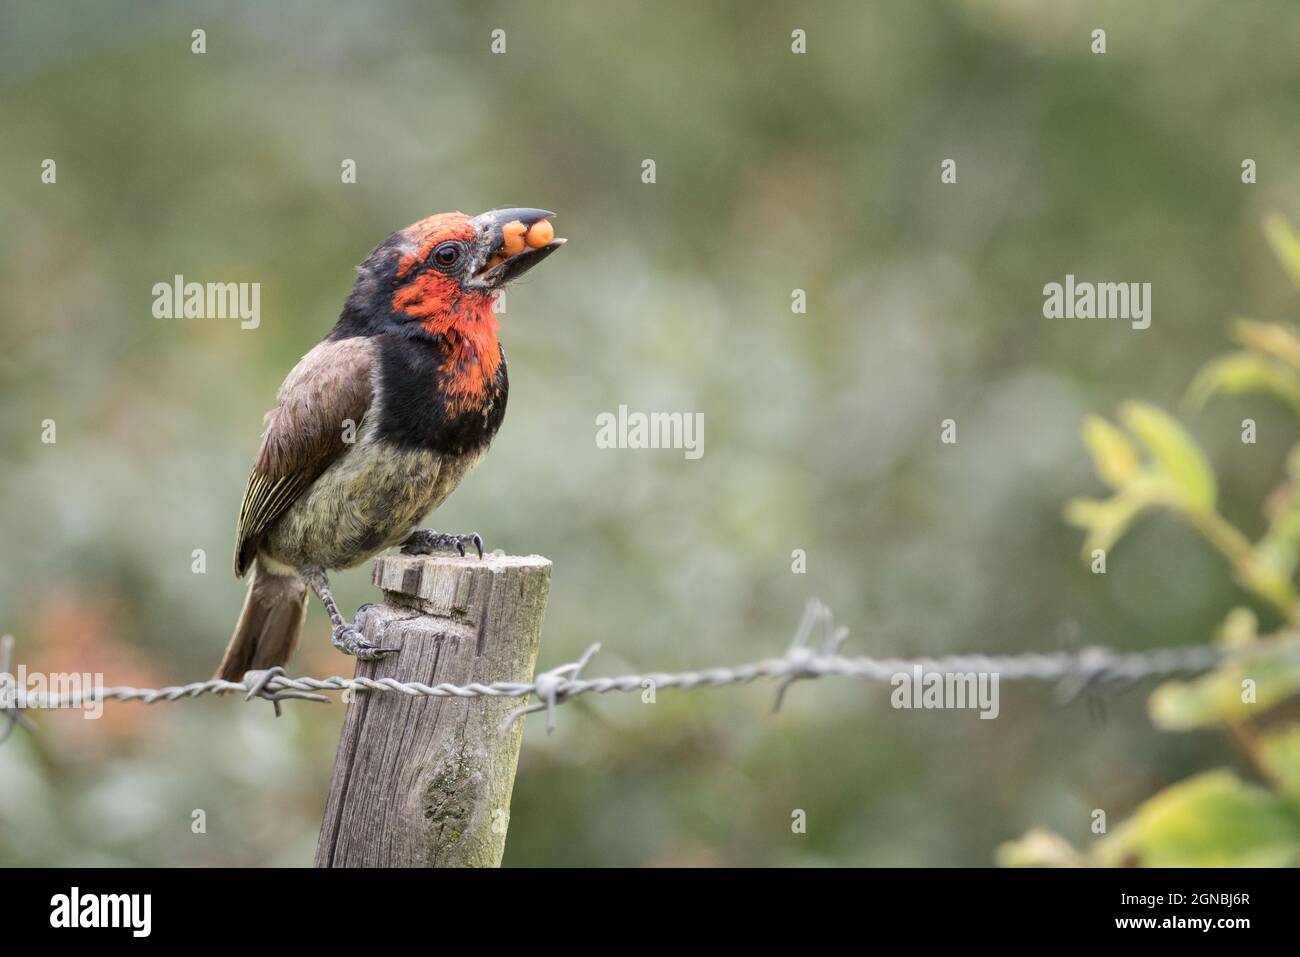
[{"left": 215, "top": 560, "right": 308, "bottom": 681}]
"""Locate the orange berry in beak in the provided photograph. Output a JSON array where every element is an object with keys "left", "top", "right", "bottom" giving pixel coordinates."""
[
  {"left": 501, "top": 220, "right": 527, "bottom": 256},
  {"left": 525, "top": 220, "right": 554, "bottom": 248}
]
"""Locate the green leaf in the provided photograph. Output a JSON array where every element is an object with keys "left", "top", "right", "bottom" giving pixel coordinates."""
[
  {"left": 995, "top": 828, "right": 1084, "bottom": 868},
  {"left": 1118, "top": 401, "right": 1216, "bottom": 512},
  {"left": 1255, "top": 476, "right": 1300, "bottom": 581},
  {"left": 1081, "top": 414, "right": 1141, "bottom": 489},
  {"left": 1064, "top": 498, "right": 1127, "bottom": 556},
  {"left": 1064, "top": 477, "right": 1172, "bottom": 556},
  {"left": 1096, "top": 770, "right": 1300, "bottom": 867},
  {"left": 1231, "top": 317, "right": 1300, "bottom": 369},
  {"left": 1255, "top": 532, "right": 1300, "bottom": 585},
  {"left": 1217, "top": 606, "right": 1259, "bottom": 648},
  {"left": 1264, "top": 214, "right": 1300, "bottom": 294},
  {"left": 1184, "top": 351, "right": 1300, "bottom": 418},
  {"left": 1259, "top": 724, "right": 1300, "bottom": 806},
  {"left": 1149, "top": 633, "right": 1300, "bottom": 729}
]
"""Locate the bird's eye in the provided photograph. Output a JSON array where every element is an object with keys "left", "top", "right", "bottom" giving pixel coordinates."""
[{"left": 432, "top": 242, "right": 464, "bottom": 270}]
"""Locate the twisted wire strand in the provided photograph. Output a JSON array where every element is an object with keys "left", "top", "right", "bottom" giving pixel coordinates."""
[{"left": 6, "top": 595, "right": 1247, "bottom": 737}]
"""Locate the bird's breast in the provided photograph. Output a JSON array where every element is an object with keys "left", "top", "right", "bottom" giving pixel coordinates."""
[
  {"left": 264, "top": 433, "right": 484, "bottom": 570},
  {"left": 373, "top": 331, "right": 508, "bottom": 457}
]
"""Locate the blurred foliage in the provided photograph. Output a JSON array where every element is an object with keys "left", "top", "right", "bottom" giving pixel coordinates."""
[
  {"left": 6, "top": 1, "right": 1300, "bottom": 866},
  {"left": 1003, "top": 219, "right": 1300, "bottom": 866}
]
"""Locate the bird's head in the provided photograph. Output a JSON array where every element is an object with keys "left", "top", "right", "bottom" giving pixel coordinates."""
[{"left": 336, "top": 207, "right": 564, "bottom": 340}]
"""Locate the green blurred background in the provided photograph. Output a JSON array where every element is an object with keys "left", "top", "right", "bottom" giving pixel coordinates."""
[{"left": 3, "top": 0, "right": 1300, "bottom": 866}]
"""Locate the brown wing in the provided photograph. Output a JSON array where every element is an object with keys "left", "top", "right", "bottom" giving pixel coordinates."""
[{"left": 234, "top": 337, "right": 376, "bottom": 576}]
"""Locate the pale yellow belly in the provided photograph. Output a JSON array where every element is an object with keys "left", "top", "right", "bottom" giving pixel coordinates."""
[{"left": 262, "top": 437, "right": 484, "bottom": 571}]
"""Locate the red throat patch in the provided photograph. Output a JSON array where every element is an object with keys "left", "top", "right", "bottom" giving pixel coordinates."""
[{"left": 391, "top": 265, "right": 501, "bottom": 417}]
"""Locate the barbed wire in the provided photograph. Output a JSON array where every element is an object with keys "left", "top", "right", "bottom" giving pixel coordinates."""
[{"left": 0, "top": 600, "right": 1264, "bottom": 739}]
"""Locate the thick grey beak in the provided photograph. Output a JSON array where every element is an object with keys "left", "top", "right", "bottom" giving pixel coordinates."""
[
  {"left": 468, "top": 207, "right": 565, "bottom": 289},
  {"left": 471, "top": 207, "right": 555, "bottom": 233}
]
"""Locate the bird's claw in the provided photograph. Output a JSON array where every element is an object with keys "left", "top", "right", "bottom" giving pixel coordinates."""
[
  {"left": 331, "top": 624, "right": 396, "bottom": 661},
  {"left": 353, "top": 603, "right": 376, "bottom": 631},
  {"left": 242, "top": 666, "right": 329, "bottom": 718},
  {"left": 401, "top": 529, "right": 484, "bottom": 559},
  {"left": 458, "top": 532, "right": 484, "bottom": 559}
]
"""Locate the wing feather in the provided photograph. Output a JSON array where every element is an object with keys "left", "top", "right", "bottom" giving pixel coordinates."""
[{"left": 233, "top": 338, "right": 376, "bottom": 576}]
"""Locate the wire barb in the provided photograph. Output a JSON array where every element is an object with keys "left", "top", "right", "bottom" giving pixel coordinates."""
[
  {"left": 772, "top": 598, "right": 849, "bottom": 713},
  {"left": 0, "top": 635, "right": 37, "bottom": 743},
  {"left": 501, "top": 642, "right": 602, "bottom": 736},
  {"left": 243, "top": 666, "right": 330, "bottom": 717}
]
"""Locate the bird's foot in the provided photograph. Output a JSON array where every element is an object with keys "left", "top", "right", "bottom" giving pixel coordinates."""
[
  {"left": 331, "top": 623, "right": 396, "bottom": 661},
  {"left": 400, "top": 529, "right": 484, "bottom": 558}
]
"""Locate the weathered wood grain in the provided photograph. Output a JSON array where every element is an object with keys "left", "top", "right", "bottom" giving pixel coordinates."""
[{"left": 314, "top": 553, "right": 552, "bottom": 867}]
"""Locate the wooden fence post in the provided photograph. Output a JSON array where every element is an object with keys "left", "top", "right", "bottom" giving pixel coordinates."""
[{"left": 314, "top": 552, "right": 552, "bottom": 867}]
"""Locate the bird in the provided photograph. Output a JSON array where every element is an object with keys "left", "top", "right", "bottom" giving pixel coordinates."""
[{"left": 214, "top": 208, "right": 564, "bottom": 681}]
